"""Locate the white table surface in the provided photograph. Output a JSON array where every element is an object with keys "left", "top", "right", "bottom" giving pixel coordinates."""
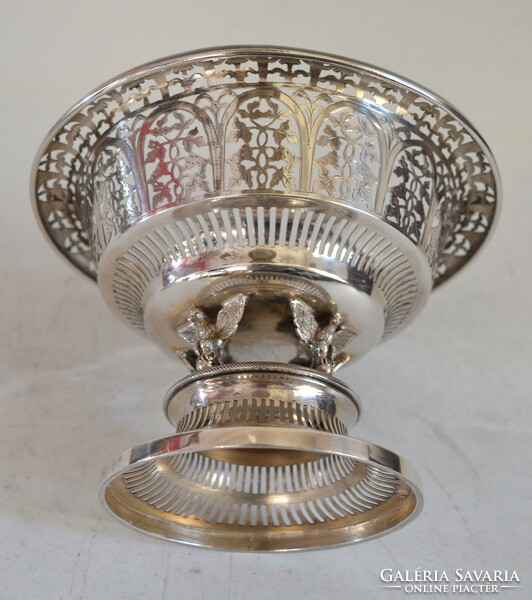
[{"left": 1, "top": 1, "right": 530, "bottom": 598}]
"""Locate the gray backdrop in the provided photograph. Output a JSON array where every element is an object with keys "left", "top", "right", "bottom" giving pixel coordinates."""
[{"left": 1, "top": 1, "right": 530, "bottom": 598}]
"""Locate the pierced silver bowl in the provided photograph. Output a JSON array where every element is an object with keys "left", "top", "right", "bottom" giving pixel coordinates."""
[{"left": 33, "top": 47, "right": 499, "bottom": 551}]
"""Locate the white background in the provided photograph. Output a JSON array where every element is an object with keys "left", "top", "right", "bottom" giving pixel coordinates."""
[{"left": 1, "top": 1, "right": 530, "bottom": 598}]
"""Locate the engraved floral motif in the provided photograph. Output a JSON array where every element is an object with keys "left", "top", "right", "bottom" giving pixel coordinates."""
[
  {"left": 312, "top": 111, "right": 380, "bottom": 208},
  {"left": 35, "top": 143, "right": 93, "bottom": 272},
  {"left": 383, "top": 147, "right": 434, "bottom": 244},
  {"left": 92, "top": 143, "right": 141, "bottom": 258},
  {"left": 34, "top": 51, "right": 498, "bottom": 285},
  {"left": 142, "top": 110, "right": 212, "bottom": 206},
  {"left": 226, "top": 97, "right": 300, "bottom": 191}
]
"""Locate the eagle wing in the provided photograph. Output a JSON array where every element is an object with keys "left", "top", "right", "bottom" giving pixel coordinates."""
[
  {"left": 290, "top": 298, "right": 319, "bottom": 345},
  {"left": 177, "top": 319, "right": 201, "bottom": 346},
  {"left": 215, "top": 294, "right": 248, "bottom": 340},
  {"left": 332, "top": 327, "right": 357, "bottom": 354}
]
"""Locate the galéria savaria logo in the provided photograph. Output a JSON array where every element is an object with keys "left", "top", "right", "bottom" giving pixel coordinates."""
[{"left": 380, "top": 569, "right": 520, "bottom": 594}]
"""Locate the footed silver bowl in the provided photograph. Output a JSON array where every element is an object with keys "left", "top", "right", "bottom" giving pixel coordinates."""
[{"left": 33, "top": 47, "right": 499, "bottom": 551}]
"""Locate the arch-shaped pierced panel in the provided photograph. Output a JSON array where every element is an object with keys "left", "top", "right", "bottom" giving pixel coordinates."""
[
  {"left": 224, "top": 94, "right": 302, "bottom": 192},
  {"left": 311, "top": 108, "right": 381, "bottom": 209},
  {"left": 33, "top": 48, "right": 499, "bottom": 286},
  {"left": 383, "top": 145, "right": 436, "bottom": 245},
  {"left": 140, "top": 108, "right": 214, "bottom": 206},
  {"left": 91, "top": 142, "right": 142, "bottom": 260}
]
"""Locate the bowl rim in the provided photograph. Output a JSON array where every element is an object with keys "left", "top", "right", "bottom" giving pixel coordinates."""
[{"left": 31, "top": 45, "right": 501, "bottom": 285}]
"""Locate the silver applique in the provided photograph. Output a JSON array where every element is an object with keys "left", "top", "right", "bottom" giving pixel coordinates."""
[
  {"left": 290, "top": 298, "right": 356, "bottom": 374},
  {"left": 177, "top": 294, "right": 248, "bottom": 370}
]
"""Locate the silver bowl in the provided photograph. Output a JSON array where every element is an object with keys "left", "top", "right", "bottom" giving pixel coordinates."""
[{"left": 33, "top": 47, "right": 499, "bottom": 551}]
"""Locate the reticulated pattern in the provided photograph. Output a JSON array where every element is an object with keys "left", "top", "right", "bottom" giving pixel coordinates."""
[
  {"left": 175, "top": 396, "right": 348, "bottom": 436},
  {"left": 34, "top": 48, "right": 498, "bottom": 286},
  {"left": 111, "top": 203, "right": 417, "bottom": 336},
  {"left": 121, "top": 452, "right": 399, "bottom": 528}
]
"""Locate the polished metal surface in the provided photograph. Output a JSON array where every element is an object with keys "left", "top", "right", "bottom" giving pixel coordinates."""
[
  {"left": 33, "top": 46, "right": 499, "bottom": 288},
  {"left": 98, "top": 194, "right": 430, "bottom": 365},
  {"left": 164, "top": 362, "right": 360, "bottom": 431},
  {"left": 32, "top": 47, "right": 499, "bottom": 550},
  {"left": 101, "top": 363, "right": 419, "bottom": 549},
  {"left": 100, "top": 425, "right": 422, "bottom": 551},
  {"left": 176, "top": 294, "right": 248, "bottom": 370}
]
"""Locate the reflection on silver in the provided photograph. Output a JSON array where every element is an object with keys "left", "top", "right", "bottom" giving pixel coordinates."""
[
  {"left": 177, "top": 294, "right": 248, "bottom": 370},
  {"left": 290, "top": 298, "right": 356, "bottom": 374},
  {"left": 32, "top": 47, "right": 499, "bottom": 551}
]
